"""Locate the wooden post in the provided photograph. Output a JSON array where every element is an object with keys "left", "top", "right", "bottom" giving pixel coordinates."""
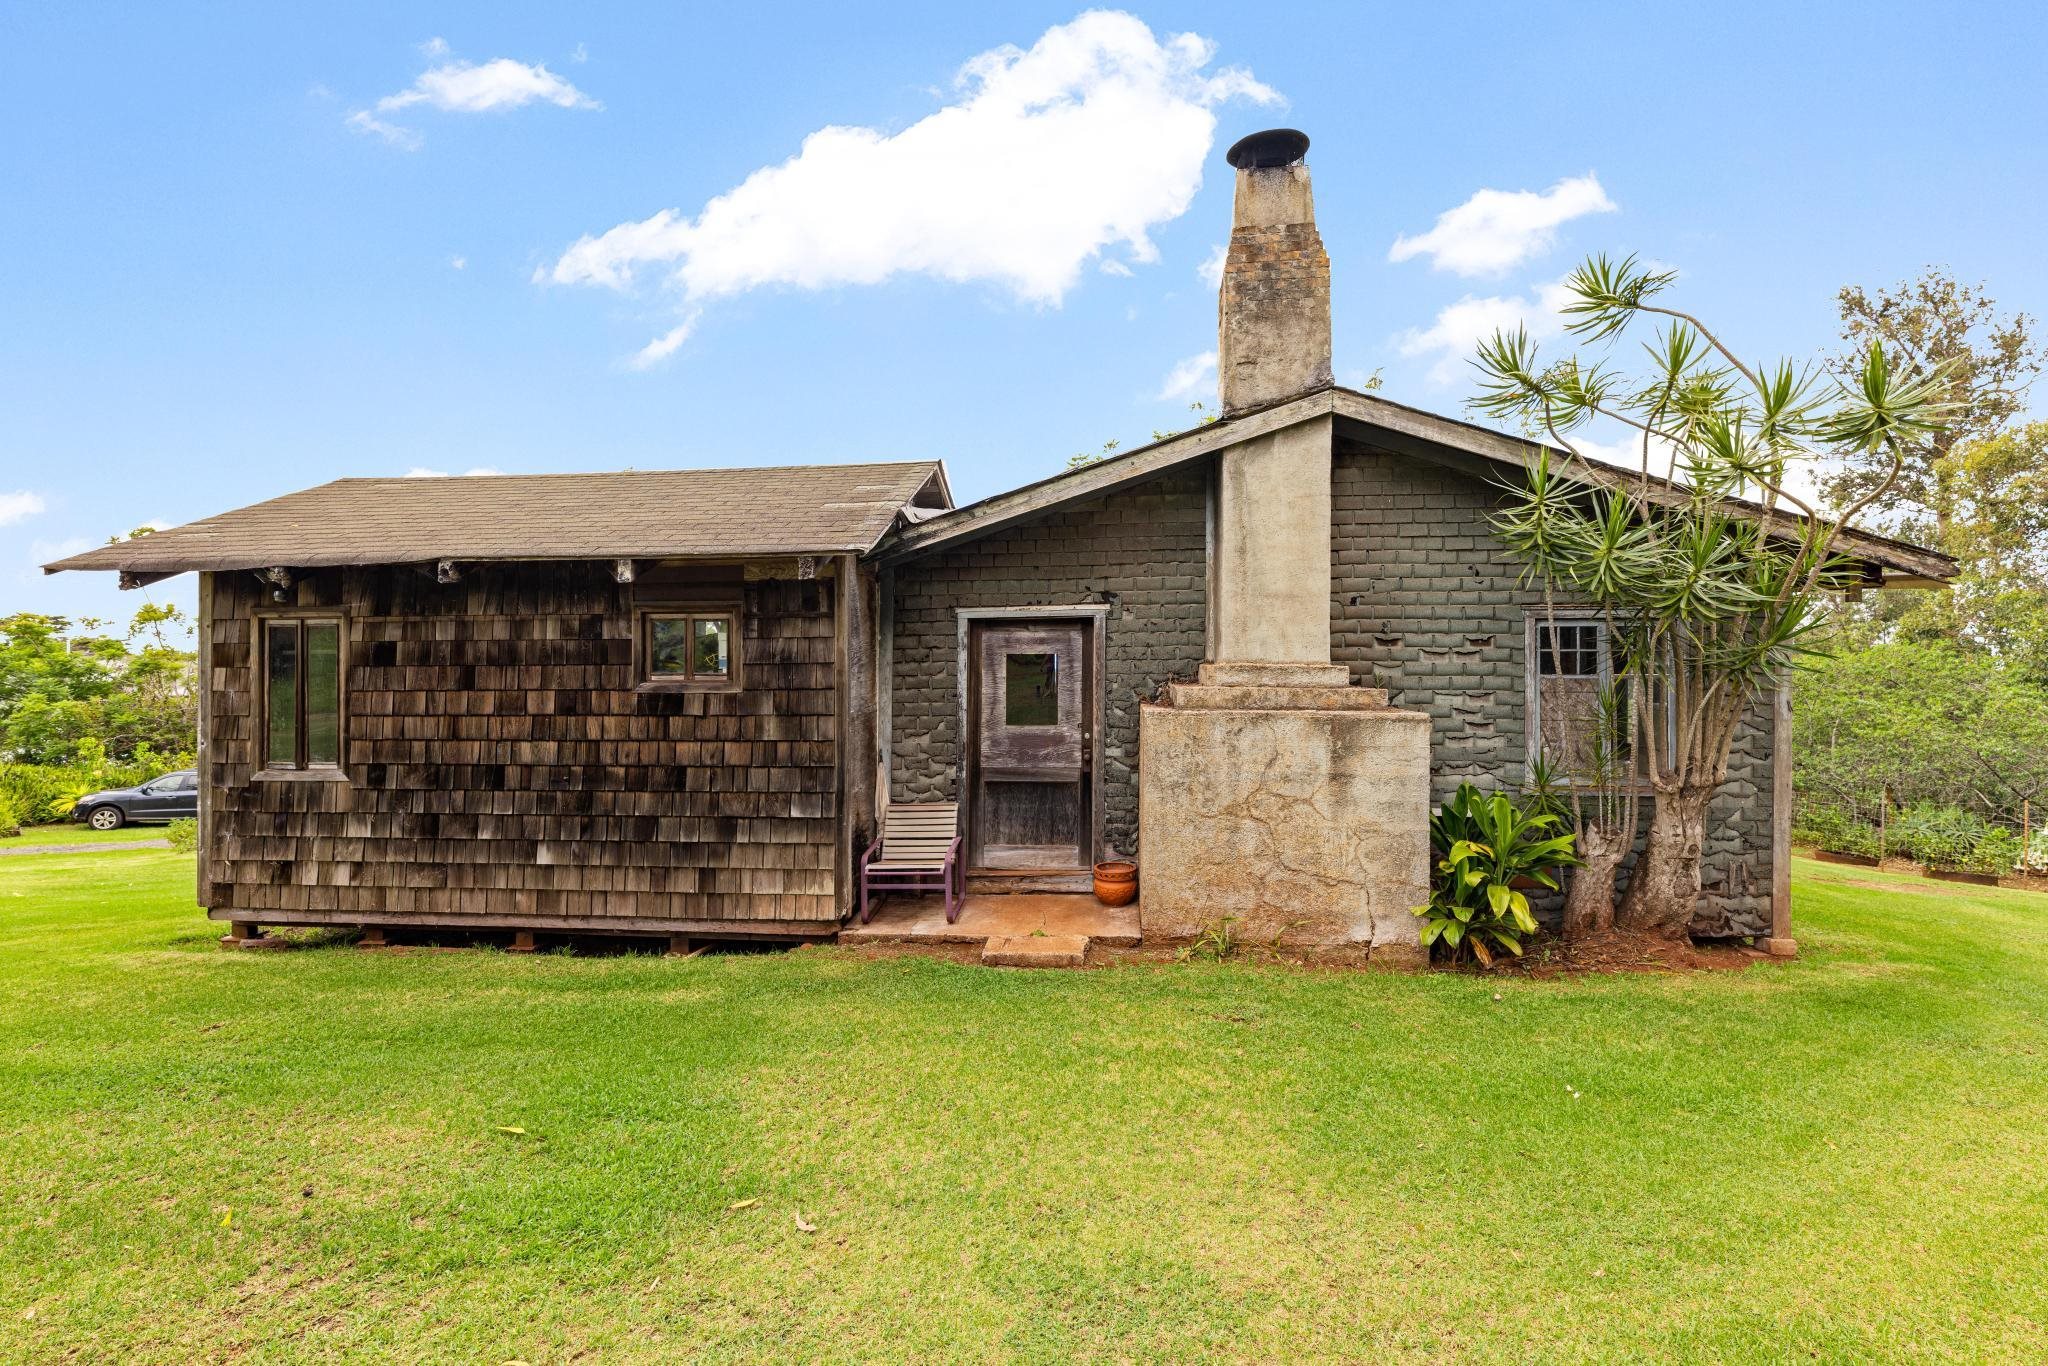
[
  {"left": 221, "top": 921, "right": 262, "bottom": 948},
  {"left": 195, "top": 571, "right": 213, "bottom": 910},
  {"left": 835, "top": 555, "right": 879, "bottom": 923},
  {"left": 359, "top": 926, "right": 388, "bottom": 949},
  {"left": 666, "top": 935, "right": 693, "bottom": 957},
  {"left": 1765, "top": 684, "right": 1797, "bottom": 957},
  {"left": 508, "top": 930, "right": 537, "bottom": 954}
]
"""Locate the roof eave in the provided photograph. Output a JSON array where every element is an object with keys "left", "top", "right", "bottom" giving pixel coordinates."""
[{"left": 872, "top": 387, "right": 1340, "bottom": 563}]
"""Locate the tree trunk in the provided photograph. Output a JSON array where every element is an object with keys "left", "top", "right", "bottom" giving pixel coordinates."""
[
  {"left": 1562, "top": 823, "right": 1621, "bottom": 939},
  {"left": 1617, "top": 787, "right": 1712, "bottom": 939}
]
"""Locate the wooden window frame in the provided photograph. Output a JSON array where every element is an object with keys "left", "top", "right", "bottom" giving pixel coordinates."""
[
  {"left": 636, "top": 606, "right": 743, "bottom": 692},
  {"left": 257, "top": 611, "right": 349, "bottom": 775},
  {"left": 1523, "top": 611, "right": 1673, "bottom": 787}
]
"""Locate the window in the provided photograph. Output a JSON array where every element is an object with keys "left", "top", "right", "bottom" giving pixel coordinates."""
[
  {"left": 264, "top": 618, "right": 343, "bottom": 770},
  {"left": 1533, "top": 620, "right": 1610, "bottom": 777},
  {"left": 1528, "top": 617, "right": 1671, "bottom": 782},
  {"left": 1003, "top": 651, "right": 1060, "bottom": 726},
  {"left": 643, "top": 612, "right": 737, "bottom": 687}
]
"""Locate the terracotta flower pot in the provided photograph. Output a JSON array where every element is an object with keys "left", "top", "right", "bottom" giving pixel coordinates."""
[{"left": 1093, "top": 860, "right": 1138, "bottom": 906}]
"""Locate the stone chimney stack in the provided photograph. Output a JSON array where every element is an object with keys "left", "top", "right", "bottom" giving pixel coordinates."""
[{"left": 1218, "top": 129, "right": 1332, "bottom": 416}]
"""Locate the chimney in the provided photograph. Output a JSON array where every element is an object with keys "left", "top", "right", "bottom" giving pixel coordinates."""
[{"left": 1217, "top": 129, "right": 1332, "bottom": 416}]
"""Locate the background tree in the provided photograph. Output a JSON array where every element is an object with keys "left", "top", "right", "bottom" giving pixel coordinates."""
[
  {"left": 1821, "top": 268, "right": 2040, "bottom": 545},
  {"left": 0, "top": 608, "right": 196, "bottom": 766},
  {"left": 1477, "top": 256, "right": 1950, "bottom": 938}
]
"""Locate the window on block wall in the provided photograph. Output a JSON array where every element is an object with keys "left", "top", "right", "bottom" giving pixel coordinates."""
[{"left": 1527, "top": 615, "right": 1672, "bottom": 783}]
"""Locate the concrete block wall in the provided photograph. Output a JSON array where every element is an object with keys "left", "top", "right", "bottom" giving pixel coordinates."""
[
  {"left": 888, "top": 470, "right": 1208, "bottom": 857},
  {"left": 1330, "top": 445, "right": 1776, "bottom": 937}
]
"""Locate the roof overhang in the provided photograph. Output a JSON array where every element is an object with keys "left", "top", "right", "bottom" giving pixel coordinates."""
[
  {"left": 874, "top": 384, "right": 1958, "bottom": 586},
  {"left": 45, "top": 459, "right": 955, "bottom": 582}
]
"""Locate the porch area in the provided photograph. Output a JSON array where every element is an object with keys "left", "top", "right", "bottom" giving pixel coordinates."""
[{"left": 837, "top": 892, "right": 1139, "bottom": 967}]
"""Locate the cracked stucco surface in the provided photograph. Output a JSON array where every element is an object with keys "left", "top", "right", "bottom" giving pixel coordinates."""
[{"left": 1138, "top": 703, "right": 1430, "bottom": 948}]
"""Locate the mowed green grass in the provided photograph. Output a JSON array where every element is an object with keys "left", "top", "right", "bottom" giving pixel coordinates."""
[{"left": 2, "top": 852, "right": 2045, "bottom": 1362}]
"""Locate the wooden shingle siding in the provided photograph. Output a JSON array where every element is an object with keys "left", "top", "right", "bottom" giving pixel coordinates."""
[{"left": 200, "top": 564, "right": 840, "bottom": 933}]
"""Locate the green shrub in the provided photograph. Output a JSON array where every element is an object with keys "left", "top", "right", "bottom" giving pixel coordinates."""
[
  {"left": 1963, "top": 827, "right": 2024, "bottom": 877},
  {"left": 165, "top": 818, "right": 198, "bottom": 853},
  {"left": 1415, "top": 784, "right": 1578, "bottom": 967},
  {"left": 0, "top": 793, "right": 20, "bottom": 839},
  {"left": 1890, "top": 804, "right": 1992, "bottom": 870},
  {"left": 1793, "top": 806, "right": 1882, "bottom": 859}
]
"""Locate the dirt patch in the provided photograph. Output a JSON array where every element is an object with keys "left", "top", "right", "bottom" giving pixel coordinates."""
[{"left": 1495, "top": 930, "right": 1763, "bottom": 977}]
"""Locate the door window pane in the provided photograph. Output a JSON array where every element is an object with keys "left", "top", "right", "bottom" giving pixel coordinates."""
[
  {"left": 305, "top": 622, "right": 341, "bottom": 765},
  {"left": 1004, "top": 652, "right": 1060, "bottom": 726},
  {"left": 692, "top": 618, "right": 730, "bottom": 678},
  {"left": 266, "top": 623, "right": 298, "bottom": 766},
  {"left": 649, "top": 617, "right": 692, "bottom": 676}
]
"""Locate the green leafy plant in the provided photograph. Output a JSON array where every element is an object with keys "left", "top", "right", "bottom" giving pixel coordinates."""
[
  {"left": 0, "top": 793, "right": 20, "bottom": 839},
  {"left": 1180, "top": 916, "right": 1240, "bottom": 963},
  {"left": 1415, "top": 785, "right": 1579, "bottom": 966},
  {"left": 1518, "top": 755, "right": 1575, "bottom": 827},
  {"left": 165, "top": 818, "right": 198, "bottom": 853},
  {"left": 1890, "top": 803, "right": 1991, "bottom": 869},
  {"left": 1963, "top": 827, "right": 2023, "bottom": 877}
]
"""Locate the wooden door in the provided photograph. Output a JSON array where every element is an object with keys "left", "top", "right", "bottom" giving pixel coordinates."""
[{"left": 967, "top": 621, "right": 1093, "bottom": 869}]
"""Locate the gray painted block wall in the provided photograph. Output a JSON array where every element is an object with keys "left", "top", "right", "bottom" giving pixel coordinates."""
[
  {"left": 887, "top": 470, "right": 1209, "bottom": 857},
  {"left": 1330, "top": 445, "right": 1775, "bottom": 936},
  {"left": 883, "top": 446, "right": 1776, "bottom": 936}
]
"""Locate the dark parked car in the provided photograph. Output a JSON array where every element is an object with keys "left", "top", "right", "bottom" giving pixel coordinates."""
[{"left": 71, "top": 769, "right": 199, "bottom": 830}]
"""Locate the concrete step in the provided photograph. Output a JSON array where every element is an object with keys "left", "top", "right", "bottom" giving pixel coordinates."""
[{"left": 981, "top": 933, "right": 1089, "bottom": 968}]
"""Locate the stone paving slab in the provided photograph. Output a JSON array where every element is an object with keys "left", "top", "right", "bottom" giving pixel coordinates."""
[
  {"left": 981, "top": 934, "right": 1089, "bottom": 968},
  {"left": 841, "top": 893, "right": 1139, "bottom": 947}
]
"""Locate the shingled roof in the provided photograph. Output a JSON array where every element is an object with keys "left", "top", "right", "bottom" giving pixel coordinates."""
[{"left": 45, "top": 461, "right": 951, "bottom": 577}]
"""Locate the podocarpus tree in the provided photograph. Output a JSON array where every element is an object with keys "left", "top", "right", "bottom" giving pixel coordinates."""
[{"left": 1474, "top": 256, "right": 1951, "bottom": 937}]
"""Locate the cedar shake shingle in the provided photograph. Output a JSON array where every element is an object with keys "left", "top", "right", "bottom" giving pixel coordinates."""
[{"left": 45, "top": 460, "right": 947, "bottom": 574}]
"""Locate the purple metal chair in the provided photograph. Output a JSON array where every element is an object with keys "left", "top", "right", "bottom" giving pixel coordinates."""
[{"left": 858, "top": 801, "right": 964, "bottom": 923}]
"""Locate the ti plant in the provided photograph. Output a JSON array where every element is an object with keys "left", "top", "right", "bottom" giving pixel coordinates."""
[{"left": 1415, "top": 784, "right": 1580, "bottom": 966}]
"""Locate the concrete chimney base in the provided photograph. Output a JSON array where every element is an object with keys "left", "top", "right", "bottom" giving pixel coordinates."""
[{"left": 1138, "top": 689, "right": 1432, "bottom": 963}]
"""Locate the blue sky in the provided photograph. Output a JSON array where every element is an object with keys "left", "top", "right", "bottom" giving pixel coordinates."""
[{"left": 4, "top": 1, "right": 2042, "bottom": 634}]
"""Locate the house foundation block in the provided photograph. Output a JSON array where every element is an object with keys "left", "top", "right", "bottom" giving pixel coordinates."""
[{"left": 1138, "top": 681, "right": 1432, "bottom": 954}]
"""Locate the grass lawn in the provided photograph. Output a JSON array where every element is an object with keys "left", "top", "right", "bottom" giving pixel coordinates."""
[
  {"left": 3, "top": 853, "right": 2045, "bottom": 1361},
  {"left": 0, "top": 822, "right": 171, "bottom": 850}
]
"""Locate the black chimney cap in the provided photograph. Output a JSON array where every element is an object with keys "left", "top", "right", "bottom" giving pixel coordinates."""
[{"left": 1225, "top": 128, "right": 1309, "bottom": 170}]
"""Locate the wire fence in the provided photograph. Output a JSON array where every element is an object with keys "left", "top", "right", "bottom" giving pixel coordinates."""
[{"left": 1793, "top": 791, "right": 2048, "bottom": 877}]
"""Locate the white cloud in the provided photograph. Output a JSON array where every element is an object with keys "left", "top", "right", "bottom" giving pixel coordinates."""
[
  {"left": 404, "top": 466, "right": 507, "bottom": 478},
  {"left": 346, "top": 109, "right": 423, "bottom": 151},
  {"left": 571, "top": 42, "right": 589, "bottom": 64},
  {"left": 380, "top": 57, "right": 597, "bottom": 115},
  {"left": 1098, "top": 258, "right": 1133, "bottom": 277},
  {"left": 450, "top": 255, "right": 467, "bottom": 270},
  {"left": 1397, "top": 278, "right": 1574, "bottom": 385},
  {"left": 1157, "top": 350, "right": 1217, "bottom": 401},
  {"left": 0, "top": 491, "right": 47, "bottom": 527},
  {"left": 1389, "top": 174, "right": 1615, "bottom": 277},
  {"left": 348, "top": 44, "right": 599, "bottom": 148},
  {"left": 1197, "top": 241, "right": 1226, "bottom": 288},
  {"left": 627, "top": 316, "right": 700, "bottom": 371},
  {"left": 541, "top": 9, "right": 1278, "bottom": 364}
]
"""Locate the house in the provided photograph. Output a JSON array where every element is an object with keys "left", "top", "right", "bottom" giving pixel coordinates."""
[{"left": 49, "top": 129, "right": 1955, "bottom": 956}]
